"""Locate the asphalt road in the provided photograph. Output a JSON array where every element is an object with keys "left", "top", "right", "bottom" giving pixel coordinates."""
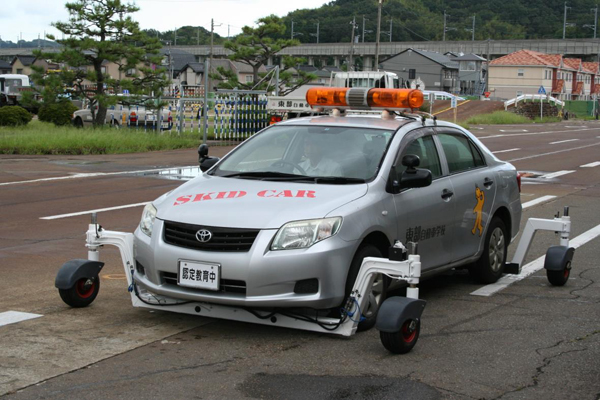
[{"left": 0, "top": 121, "right": 599, "bottom": 400}]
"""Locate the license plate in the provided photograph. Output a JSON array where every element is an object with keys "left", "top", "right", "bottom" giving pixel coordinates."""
[{"left": 178, "top": 261, "right": 220, "bottom": 291}]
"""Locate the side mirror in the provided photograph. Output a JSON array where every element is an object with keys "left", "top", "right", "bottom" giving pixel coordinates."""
[
  {"left": 198, "top": 144, "right": 209, "bottom": 160},
  {"left": 198, "top": 144, "right": 220, "bottom": 172},
  {"left": 388, "top": 154, "right": 432, "bottom": 193}
]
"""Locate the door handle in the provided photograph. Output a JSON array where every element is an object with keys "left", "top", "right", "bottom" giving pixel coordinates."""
[
  {"left": 483, "top": 178, "right": 494, "bottom": 188},
  {"left": 441, "top": 189, "right": 454, "bottom": 200}
]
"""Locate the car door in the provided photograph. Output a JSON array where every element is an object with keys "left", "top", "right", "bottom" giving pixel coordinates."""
[
  {"left": 391, "top": 128, "right": 456, "bottom": 271},
  {"left": 435, "top": 129, "right": 497, "bottom": 262}
]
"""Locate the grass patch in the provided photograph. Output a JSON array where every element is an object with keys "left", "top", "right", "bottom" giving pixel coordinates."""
[
  {"left": 465, "top": 111, "right": 534, "bottom": 125},
  {"left": 0, "top": 120, "right": 234, "bottom": 155}
]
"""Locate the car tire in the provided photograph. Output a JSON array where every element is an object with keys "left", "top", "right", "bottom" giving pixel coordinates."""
[
  {"left": 345, "top": 244, "right": 389, "bottom": 332},
  {"left": 470, "top": 217, "right": 508, "bottom": 284},
  {"left": 73, "top": 117, "right": 84, "bottom": 128},
  {"left": 380, "top": 319, "right": 421, "bottom": 354},
  {"left": 58, "top": 277, "right": 100, "bottom": 308},
  {"left": 547, "top": 261, "right": 571, "bottom": 286}
]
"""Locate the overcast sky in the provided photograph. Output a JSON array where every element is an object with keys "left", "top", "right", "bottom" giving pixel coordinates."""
[{"left": 0, "top": 0, "right": 329, "bottom": 43}]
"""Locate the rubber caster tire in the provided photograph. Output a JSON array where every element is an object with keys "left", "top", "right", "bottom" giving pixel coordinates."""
[
  {"left": 547, "top": 261, "right": 571, "bottom": 286},
  {"left": 345, "top": 244, "right": 389, "bottom": 332},
  {"left": 470, "top": 217, "right": 508, "bottom": 284},
  {"left": 380, "top": 319, "right": 421, "bottom": 354},
  {"left": 59, "top": 277, "right": 100, "bottom": 308}
]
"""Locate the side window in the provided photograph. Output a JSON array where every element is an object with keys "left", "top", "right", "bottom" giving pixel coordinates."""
[
  {"left": 397, "top": 136, "right": 442, "bottom": 179},
  {"left": 438, "top": 133, "right": 485, "bottom": 174}
]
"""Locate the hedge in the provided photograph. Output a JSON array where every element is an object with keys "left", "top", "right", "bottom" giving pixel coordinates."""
[
  {"left": 0, "top": 106, "right": 32, "bottom": 126},
  {"left": 38, "top": 101, "right": 79, "bottom": 126}
]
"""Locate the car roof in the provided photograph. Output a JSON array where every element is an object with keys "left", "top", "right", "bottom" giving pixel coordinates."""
[{"left": 277, "top": 114, "right": 416, "bottom": 131}]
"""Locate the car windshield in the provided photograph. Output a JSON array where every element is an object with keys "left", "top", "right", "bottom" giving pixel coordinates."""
[{"left": 211, "top": 125, "right": 394, "bottom": 182}]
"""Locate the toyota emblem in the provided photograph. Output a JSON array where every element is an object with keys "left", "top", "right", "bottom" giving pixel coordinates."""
[{"left": 195, "top": 229, "right": 212, "bottom": 243}]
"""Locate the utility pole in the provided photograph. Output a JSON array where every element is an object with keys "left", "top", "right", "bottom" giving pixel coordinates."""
[
  {"left": 174, "top": 27, "right": 177, "bottom": 46},
  {"left": 349, "top": 16, "right": 357, "bottom": 70},
  {"left": 310, "top": 22, "right": 320, "bottom": 44},
  {"left": 563, "top": 2, "right": 571, "bottom": 39},
  {"left": 389, "top": 18, "right": 393, "bottom": 42},
  {"left": 593, "top": 7, "right": 598, "bottom": 38},
  {"left": 375, "top": 0, "right": 384, "bottom": 71},
  {"left": 486, "top": 38, "right": 491, "bottom": 95},
  {"left": 291, "top": 20, "right": 295, "bottom": 40},
  {"left": 465, "top": 14, "right": 475, "bottom": 41},
  {"left": 210, "top": 18, "right": 222, "bottom": 94},
  {"left": 197, "top": 27, "right": 200, "bottom": 46},
  {"left": 362, "top": 16, "right": 367, "bottom": 43},
  {"left": 443, "top": 11, "right": 448, "bottom": 41}
]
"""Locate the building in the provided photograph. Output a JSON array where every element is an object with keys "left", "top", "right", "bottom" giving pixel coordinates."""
[
  {"left": 450, "top": 53, "right": 487, "bottom": 96},
  {"left": 379, "top": 48, "right": 459, "bottom": 93},
  {"left": 0, "top": 60, "right": 11, "bottom": 74},
  {"left": 488, "top": 49, "right": 598, "bottom": 100},
  {"left": 10, "top": 55, "right": 59, "bottom": 76}
]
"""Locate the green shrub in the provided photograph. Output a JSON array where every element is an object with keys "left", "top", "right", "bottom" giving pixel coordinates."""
[
  {"left": 38, "top": 101, "right": 79, "bottom": 126},
  {"left": 0, "top": 106, "right": 32, "bottom": 126}
]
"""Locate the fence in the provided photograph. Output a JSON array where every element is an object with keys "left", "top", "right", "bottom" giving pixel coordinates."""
[{"left": 168, "top": 93, "right": 269, "bottom": 140}]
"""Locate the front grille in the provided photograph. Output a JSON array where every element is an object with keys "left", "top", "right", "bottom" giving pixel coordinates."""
[
  {"left": 163, "top": 221, "right": 259, "bottom": 252},
  {"left": 161, "top": 272, "right": 246, "bottom": 295}
]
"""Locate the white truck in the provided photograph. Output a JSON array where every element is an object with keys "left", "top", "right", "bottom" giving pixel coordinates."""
[
  {"left": 0, "top": 74, "right": 31, "bottom": 107},
  {"left": 266, "top": 71, "right": 404, "bottom": 122}
]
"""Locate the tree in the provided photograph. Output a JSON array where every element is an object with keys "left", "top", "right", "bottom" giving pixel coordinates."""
[
  {"left": 38, "top": 0, "right": 168, "bottom": 126},
  {"left": 210, "top": 15, "right": 316, "bottom": 95}
]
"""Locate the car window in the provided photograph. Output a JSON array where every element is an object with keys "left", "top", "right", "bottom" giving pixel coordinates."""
[
  {"left": 438, "top": 133, "right": 485, "bottom": 174},
  {"left": 213, "top": 125, "right": 394, "bottom": 180},
  {"left": 397, "top": 136, "right": 442, "bottom": 179}
]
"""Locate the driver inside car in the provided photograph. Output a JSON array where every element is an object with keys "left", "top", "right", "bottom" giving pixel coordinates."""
[{"left": 298, "top": 135, "right": 343, "bottom": 177}]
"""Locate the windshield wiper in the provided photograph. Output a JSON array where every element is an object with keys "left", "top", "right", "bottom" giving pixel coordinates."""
[
  {"left": 220, "top": 171, "right": 311, "bottom": 181},
  {"left": 313, "top": 177, "right": 366, "bottom": 184}
]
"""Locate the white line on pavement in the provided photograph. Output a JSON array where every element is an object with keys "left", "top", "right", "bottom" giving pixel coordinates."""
[
  {"left": 508, "top": 142, "right": 600, "bottom": 162},
  {"left": 521, "top": 195, "right": 557, "bottom": 209},
  {"left": 580, "top": 161, "right": 600, "bottom": 168},
  {"left": 540, "top": 170, "right": 576, "bottom": 179},
  {"left": 565, "top": 126, "right": 587, "bottom": 128},
  {"left": 471, "top": 223, "right": 600, "bottom": 297},
  {"left": 480, "top": 127, "right": 600, "bottom": 140},
  {"left": 549, "top": 139, "right": 580, "bottom": 145},
  {"left": 499, "top": 129, "right": 528, "bottom": 132},
  {"left": 492, "top": 148, "right": 521, "bottom": 154},
  {"left": 0, "top": 311, "right": 43, "bottom": 327},
  {"left": 0, "top": 166, "right": 197, "bottom": 187},
  {"left": 41, "top": 202, "right": 150, "bottom": 220}
]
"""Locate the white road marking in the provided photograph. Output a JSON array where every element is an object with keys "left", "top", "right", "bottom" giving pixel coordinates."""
[
  {"left": 565, "top": 126, "right": 587, "bottom": 128},
  {"left": 0, "top": 166, "right": 197, "bottom": 187},
  {"left": 549, "top": 139, "right": 579, "bottom": 145},
  {"left": 508, "top": 142, "right": 600, "bottom": 162},
  {"left": 0, "top": 311, "right": 43, "bottom": 327},
  {"left": 492, "top": 148, "right": 521, "bottom": 154},
  {"left": 499, "top": 129, "right": 528, "bottom": 132},
  {"left": 471, "top": 223, "right": 600, "bottom": 297},
  {"left": 521, "top": 195, "right": 557, "bottom": 209},
  {"left": 540, "top": 170, "right": 576, "bottom": 179},
  {"left": 580, "top": 161, "right": 600, "bottom": 168},
  {"left": 41, "top": 202, "right": 150, "bottom": 220},
  {"left": 480, "top": 127, "right": 600, "bottom": 140}
]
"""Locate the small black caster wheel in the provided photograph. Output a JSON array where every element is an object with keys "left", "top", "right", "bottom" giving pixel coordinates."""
[
  {"left": 59, "top": 277, "right": 100, "bottom": 307},
  {"left": 380, "top": 319, "right": 421, "bottom": 354},
  {"left": 547, "top": 261, "right": 571, "bottom": 286}
]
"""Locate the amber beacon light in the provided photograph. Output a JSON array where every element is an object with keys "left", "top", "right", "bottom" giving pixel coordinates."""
[{"left": 306, "top": 87, "right": 424, "bottom": 110}]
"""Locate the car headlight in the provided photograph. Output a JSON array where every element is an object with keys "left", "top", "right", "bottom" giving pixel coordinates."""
[
  {"left": 271, "top": 217, "right": 342, "bottom": 250},
  {"left": 139, "top": 203, "right": 157, "bottom": 237}
]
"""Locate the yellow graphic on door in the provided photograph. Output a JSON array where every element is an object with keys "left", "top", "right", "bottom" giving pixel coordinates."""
[{"left": 472, "top": 186, "right": 485, "bottom": 236}]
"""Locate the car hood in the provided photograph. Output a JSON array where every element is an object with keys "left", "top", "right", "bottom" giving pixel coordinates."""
[{"left": 154, "top": 175, "right": 368, "bottom": 229}]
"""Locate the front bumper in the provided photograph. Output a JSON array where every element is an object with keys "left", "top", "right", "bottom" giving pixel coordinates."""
[{"left": 133, "top": 219, "right": 357, "bottom": 309}]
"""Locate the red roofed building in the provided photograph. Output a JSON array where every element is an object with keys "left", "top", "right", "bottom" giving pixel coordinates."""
[{"left": 489, "top": 49, "right": 596, "bottom": 100}]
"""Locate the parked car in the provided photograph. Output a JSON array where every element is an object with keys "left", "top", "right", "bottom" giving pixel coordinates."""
[
  {"left": 133, "top": 87, "right": 522, "bottom": 331},
  {"left": 72, "top": 97, "right": 173, "bottom": 129}
]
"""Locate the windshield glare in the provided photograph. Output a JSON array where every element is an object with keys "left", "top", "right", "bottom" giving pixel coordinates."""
[{"left": 213, "top": 125, "right": 394, "bottom": 181}]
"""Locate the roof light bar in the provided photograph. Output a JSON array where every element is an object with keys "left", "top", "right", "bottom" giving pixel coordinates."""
[{"left": 306, "top": 87, "right": 424, "bottom": 111}]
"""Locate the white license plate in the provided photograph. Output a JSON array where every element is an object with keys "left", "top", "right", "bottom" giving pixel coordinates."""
[
  {"left": 178, "top": 261, "right": 220, "bottom": 291},
  {"left": 146, "top": 115, "right": 157, "bottom": 121}
]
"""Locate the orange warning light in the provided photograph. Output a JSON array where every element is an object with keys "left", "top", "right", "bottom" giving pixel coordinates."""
[
  {"left": 367, "top": 89, "right": 424, "bottom": 109},
  {"left": 306, "top": 87, "right": 349, "bottom": 107}
]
